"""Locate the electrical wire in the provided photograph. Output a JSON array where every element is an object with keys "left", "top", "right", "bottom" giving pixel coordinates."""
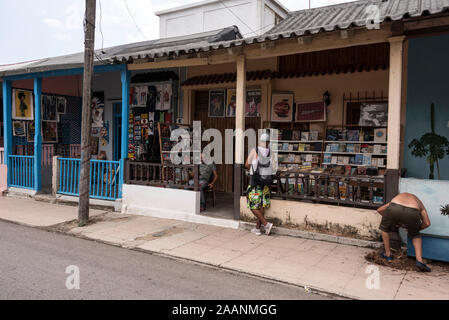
[
  {"left": 98, "top": 0, "right": 105, "bottom": 53},
  {"left": 217, "top": 0, "right": 258, "bottom": 36},
  {"left": 123, "top": 0, "right": 148, "bottom": 40}
]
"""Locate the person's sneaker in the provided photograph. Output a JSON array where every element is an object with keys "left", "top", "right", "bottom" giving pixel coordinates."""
[
  {"left": 264, "top": 223, "right": 273, "bottom": 236},
  {"left": 416, "top": 261, "right": 431, "bottom": 272},
  {"left": 251, "top": 228, "right": 262, "bottom": 236},
  {"left": 380, "top": 252, "right": 393, "bottom": 262}
]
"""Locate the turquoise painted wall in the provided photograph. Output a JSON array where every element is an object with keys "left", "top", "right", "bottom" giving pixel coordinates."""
[{"left": 404, "top": 34, "right": 449, "bottom": 180}]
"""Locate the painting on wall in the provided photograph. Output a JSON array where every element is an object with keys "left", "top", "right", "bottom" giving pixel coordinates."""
[
  {"left": 41, "top": 95, "right": 58, "bottom": 121},
  {"left": 296, "top": 101, "right": 326, "bottom": 122},
  {"left": 12, "top": 89, "right": 34, "bottom": 120},
  {"left": 27, "top": 121, "right": 35, "bottom": 143},
  {"left": 57, "top": 97, "right": 67, "bottom": 115},
  {"left": 42, "top": 121, "right": 58, "bottom": 143},
  {"left": 359, "top": 103, "right": 388, "bottom": 127},
  {"left": 208, "top": 90, "right": 226, "bottom": 118},
  {"left": 246, "top": 90, "right": 261, "bottom": 117},
  {"left": 12, "top": 121, "right": 26, "bottom": 137},
  {"left": 271, "top": 93, "right": 294, "bottom": 122},
  {"left": 226, "top": 89, "right": 236, "bottom": 117},
  {"left": 92, "top": 92, "right": 105, "bottom": 128},
  {"left": 100, "top": 121, "right": 109, "bottom": 146},
  {"left": 91, "top": 136, "right": 99, "bottom": 156}
]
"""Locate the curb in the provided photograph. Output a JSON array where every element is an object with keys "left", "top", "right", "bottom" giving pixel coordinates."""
[{"left": 239, "top": 221, "right": 383, "bottom": 249}]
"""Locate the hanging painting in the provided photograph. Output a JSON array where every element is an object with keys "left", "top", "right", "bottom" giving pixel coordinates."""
[
  {"left": 246, "top": 89, "right": 261, "bottom": 117},
  {"left": 57, "top": 96, "right": 67, "bottom": 115},
  {"left": 226, "top": 89, "right": 236, "bottom": 117},
  {"left": 41, "top": 95, "right": 58, "bottom": 121},
  {"left": 100, "top": 121, "right": 109, "bottom": 146},
  {"left": 42, "top": 121, "right": 58, "bottom": 143},
  {"left": 359, "top": 103, "right": 388, "bottom": 127},
  {"left": 296, "top": 101, "right": 326, "bottom": 122},
  {"left": 92, "top": 92, "right": 105, "bottom": 128},
  {"left": 271, "top": 92, "right": 294, "bottom": 122},
  {"left": 91, "top": 136, "right": 99, "bottom": 156},
  {"left": 12, "top": 89, "right": 34, "bottom": 120},
  {"left": 27, "top": 121, "right": 35, "bottom": 142},
  {"left": 12, "top": 121, "right": 26, "bottom": 137},
  {"left": 208, "top": 90, "right": 226, "bottom": 118}
]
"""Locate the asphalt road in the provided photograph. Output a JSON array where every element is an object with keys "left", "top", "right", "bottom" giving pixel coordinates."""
[{"left": 0, "top": 220, "right": 332, "bottom": 300}]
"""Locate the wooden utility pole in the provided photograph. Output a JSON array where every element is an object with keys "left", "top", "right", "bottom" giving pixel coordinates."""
[{"left": 78, "top": 0, "right": 96, "bottom": 226}]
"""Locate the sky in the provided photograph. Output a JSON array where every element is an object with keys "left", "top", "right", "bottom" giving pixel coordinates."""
[{"left": 0, "top": 0, "right": 356, "bottom": 65}]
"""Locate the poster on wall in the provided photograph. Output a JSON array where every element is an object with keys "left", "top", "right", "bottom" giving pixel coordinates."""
[
  {"left": 271, "top": 93, "right": 294, "bottom": 122},
  {"left": 91, "top": 92, "right": 104, "bottom": 128},
  {"left": 42, "top": 121, "right": 58, "bottom": 143},
  {"left": 226, "top": 89, "right": 236, "bottom": 117},
  {"left": 246, "top": 90, "right": 262, "bottom": 117},
  {"left": 57, "top": 97, "right": 67, "bottom": 115},
  {"left": 12, "top": 89, "right": 34, "bottom": 120},
  {"left": 100, "top": 121, "right": 109, "bottom": 146},
  {"left": 359, "top": 103, "right": 388, "bottom": 127},
  {"left": 296, "top": 101, "right": 326, "bottom": 122},
  {"left": 208, "top": 90, "right": 226, "bottom": 118},
  {"left": 41, "top": 95, "right": 58, "bottom": 121},
  {"left": 148, "top": 112, "right": 155, "bottom": 135},
  {"left": 27, "top": 121, "right": 35, "bottom": 142},
  {"left": 12, "top": 121, "right": 26, "bottom": 137}
]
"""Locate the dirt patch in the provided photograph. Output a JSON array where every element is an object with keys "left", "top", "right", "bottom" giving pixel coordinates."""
[
  {"left": 135, "top": 226, "right": 185, "bottom": 241},
  {"left": 47, "top": 213, "right": 132, "bottom": 233},
  {"left": 365, "top": 249, "right": 449, "bottom": 272}
]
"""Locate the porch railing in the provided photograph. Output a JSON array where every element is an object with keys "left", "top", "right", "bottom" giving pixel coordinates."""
[
  {"left": 125, "top": 161, "right": 199, "bottom": 191},
  {"left": 243, "top": 170, "right": 386, "bottom": 209},
  {"left": 9, "top": 155, "right": 35, "bottom": 189},
  {"left": 58, "top": 158, "right": 121, "bottom": 200}
]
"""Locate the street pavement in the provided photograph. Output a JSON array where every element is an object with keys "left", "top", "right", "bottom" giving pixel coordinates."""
[{"left": 0, "top": 220, "right": 330, "bottom": 300}]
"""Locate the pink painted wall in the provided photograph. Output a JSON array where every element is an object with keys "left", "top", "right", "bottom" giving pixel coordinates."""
[{"left": 13, "top": 75, "right": 82, "bottom": 96}]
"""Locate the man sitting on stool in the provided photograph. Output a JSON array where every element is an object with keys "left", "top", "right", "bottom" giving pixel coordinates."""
[
  {"left": 198, "top": 152, "right": 218, "bottom": 212},
  {"left": 377, "top": 192, "right": 431, "bottom": 272}
]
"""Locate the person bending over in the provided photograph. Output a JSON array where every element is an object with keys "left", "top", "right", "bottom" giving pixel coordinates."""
[{"left": 377, "top": 192, "right": 431, "bottom": 272}]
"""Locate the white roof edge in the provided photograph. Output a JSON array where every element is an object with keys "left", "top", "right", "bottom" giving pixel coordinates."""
[
  {"left": 156, "top": 0, "right": 291, "bottom": 16},
  {"left": 264, "top": 0, "right": 290, "bottom": 16}
]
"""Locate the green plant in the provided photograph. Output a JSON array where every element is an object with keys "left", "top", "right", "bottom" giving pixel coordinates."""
[{"left": 408, "top": 103, "right": 449, "bottom": 180}]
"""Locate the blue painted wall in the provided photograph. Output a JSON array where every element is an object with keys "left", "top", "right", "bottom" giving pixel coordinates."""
[{"left": 404, "top": 34, "right": 449, "bottom": 180}]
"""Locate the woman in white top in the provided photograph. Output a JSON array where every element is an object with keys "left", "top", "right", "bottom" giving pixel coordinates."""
[{"left": 245, "top": 133, "right": 276, "bottom": 236}]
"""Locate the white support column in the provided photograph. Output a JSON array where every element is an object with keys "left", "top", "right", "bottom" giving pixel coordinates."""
[
  {"left": 235, "top": 55, "right": 247, "bottom": 165},
  {"left": 387, "top": 36, "right": 406, "bottom": 170}
]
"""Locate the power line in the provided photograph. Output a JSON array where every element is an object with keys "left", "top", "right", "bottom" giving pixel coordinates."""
[
  {"left": 123, "top": 0, "right": 148, "bottom": 40},
  {"left": 98, "top": 0, "right": 105, "bottom": 52},
  {"left": 217, "top": 0, "right": 258, "bottom": 36}
]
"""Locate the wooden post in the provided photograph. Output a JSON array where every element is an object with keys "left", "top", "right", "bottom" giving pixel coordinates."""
[
  {"left": 234, "top": 55, "right": 246, "bottom": 220},
  {"left": 78, "top": 0, "right": 96, "bottom": 226}
]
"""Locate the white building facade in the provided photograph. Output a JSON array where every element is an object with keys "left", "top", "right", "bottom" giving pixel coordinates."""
[{"left": 156, "top": 0, "right": 289, "bottom": 38}]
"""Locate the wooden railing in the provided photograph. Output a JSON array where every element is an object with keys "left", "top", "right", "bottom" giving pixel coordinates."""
[
  {"left": 243, "top": 170, "right": 386, "bottom": 209},
  {"left": 125, "top": 161, "right": 199, "bottom": 191}
]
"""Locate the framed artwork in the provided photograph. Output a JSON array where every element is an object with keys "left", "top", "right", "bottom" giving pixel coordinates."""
[
  {"left": 246, "top": 90, "right": 261, "bottom": 117},
  {"left": 226, "top": 89, "right": 236, "bottom": 117},
  {"left": 208, "top": 90, "right": 226, "bottom": 118},
  {"left": 57, "top": 97, "right": 67, "bottom": 115},
  {"left": 41, "top": 95, "right": 58, "bottom": 121},
  {"left": 27, "top": 121, "right": 35, "bottom": 142},
  {"left": 271, "top": 92, "right": 294, "bottom": 122},
  {"left": 296, "top": 101, "right": 326, "bottom": 122},
  {"left": 42, "top": 121, "right": 58, "bottom": 143},
  {"left": 12, "top": 121, "right": 26, "bottom": 137},
  {"left": 359, "top": 103, "right": 388, "bottom": 127},
  {"left": 12, "top": 89, "right": 34, "bottom": 120},
  {"left": 92, "top": 92, "right": 105, "bottom": 128}
]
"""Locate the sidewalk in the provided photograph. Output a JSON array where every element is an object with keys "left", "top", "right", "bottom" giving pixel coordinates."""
[{"left": 1, "top": 197, "right": 448, "bottom": 300}]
